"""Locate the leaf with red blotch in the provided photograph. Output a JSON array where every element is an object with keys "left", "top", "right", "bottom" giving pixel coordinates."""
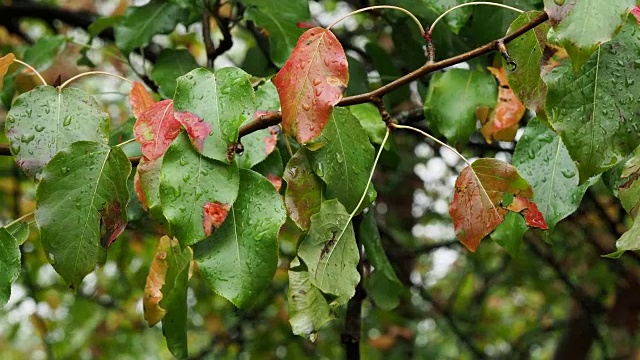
[
  {"left": 0, "top": 53, "right": 15, "bottom": 81},
  {"left": 99, "top": 201, "right": 127, "bottom": 247},
  {"left": 203, "top": 202, "right": 230, "bottom": 237},
  {"left": 633, "top": 6, "right": 640, "bottom": 23},
  {"left": 133, "top": 100, "right": 182, "bottom": 161},
  {"left": 506, "top": 196, "right": 548, "bottom": 230},
  {"left": 266, "top": 174, "right": 282, "bottom": 192},
  {"left": 273, "top": 27, "right": 348, "bottom": 144},
  {"left": 479, "top": 67, "right": 525, "bottom": 144},
  {"left": 129, "top": 81, "right": 155, "bottom": 118},
  {"left": 174, "top": 111, "right": 211, "bottom": 152},
  {"left": 449, "top": 158, "right": 542, "bottom": 252}
]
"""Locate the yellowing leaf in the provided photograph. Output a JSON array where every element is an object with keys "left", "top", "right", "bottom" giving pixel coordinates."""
[
  {"left": 0, "top": 53, "right": 15, "bottom": 81},
  {"left": 479, "top": 67, "right": 525, "bottom": 143}
]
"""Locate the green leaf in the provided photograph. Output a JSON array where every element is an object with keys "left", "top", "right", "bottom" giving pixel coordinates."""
[
  {"left": 236, "top": 81, "right": 279, "bottom": 169},
  {"left": 174, "top": 68, "right": 255, "bottom": 164},
  {"left": 545, "top": 0, "right": 634, "bottom": 70},
  {"left": 505, "top": 11, "right": 550, "bottom": 113},
  {"left": 365, "top": 42, "right": 410, "bottom": 109},
  {"left": 617, "top": 146, "right": 640, "bottom": 217},
  {"left": 88, "top": 16, "right": 124, "bottom": 38},
  {"left": 150, "top": 49, "right": 200, "bottom": 99},
  {"left": 160, "top": 133, "right": 239, "bottom": 246},
  {"left": 513, "top": 118, "right": 596, "bottom": 233},
  {"left": 491, "top": 211, "right": 528, "bottom": 257},
  {"left": 284, "top": 148, "right": 323, "bottom": 231},
  {"left": 22, "top": 35, "right": 66, "bottom": 72},
  {"left": 0, "top": 227, "right": 21, "bottom": 306},
  {"left": 36, "top": 142, "right": 131, "bottom": 290},
  {"left": 114, "top": 0, "right": 188, "bottom": 54},
  {"left": 297, "top": 199, "right": 359, "bottom": 305},
  {"left": 360, "top": 210, "right": 402, "bottom": 310},
  {"left": 5, "top": 86, "right": 111, "bottom": 180},
  {"left": 243, "top": 0, "right": 311, "bottom": 67},
  {"left": 288, "top": 258, "right": 335, "bottom": 340},
  {"left": 346, "top": 55, "right": 369, "bottom": 97},
  {"left": 6, "top": 221, "right": 29, "bottom": 246},
  {"left": 424, "top": 69, "right": 497, "bottom": 145},
  {"left": 426, "top": 0, "right": 472, "bottom": 34},
  {"left": 613, "top": 217, "right": 640, "bottom": 255},
  {"left": 347, "top": 103, "right": 388, "bottom": 147},
  {"left": 307, "top": 108, "right": 375, "bottom": 214},
  {"left": 134, "top": 156, "right": 167, "bottom": 225},
  {"left": 157, "top": 236, "right": 192, "bottom": 360},
  {"left": 194, "top": 169, "right": 286, "bottom": 309},
  {"left": 543, "top": 18, "right": 640, "bottom": 182}
]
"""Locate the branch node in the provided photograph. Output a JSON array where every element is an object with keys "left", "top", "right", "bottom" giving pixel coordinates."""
[
  {"left": 371, "top": 97, "right": 395, "bottom": 126},
  {"left": 497, "top": 40, "right": 517, "bottom": 71}
]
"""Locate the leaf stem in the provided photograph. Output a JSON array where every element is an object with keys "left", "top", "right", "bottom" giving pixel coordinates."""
[
  {"left": 349, "top": 127, "right": 390, "bottom": 219},
  {"left": 115, "top": 138, "right": 137, "bottom": 147},
  {"left": 428, "top": 2, "right": 524, "bottom": 38},
  {"left": 12, "top": 59, "right": 47, "bottom": 86},
  {"left": 4, "top": 211, "right": 34, "bottom": 229},
  {"left": 391, "top": 123, "right": 471, "bottom": 167},
  {"left": 58, "top": 71, "right": 132, "bottom": 90},
  {"left": 326, "top": 5, "right": 424, "bottom": 35}
]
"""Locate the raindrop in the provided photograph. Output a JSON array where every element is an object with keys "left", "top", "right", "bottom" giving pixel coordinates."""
[
  {"left": 180, "top": 158, "right": 188, "bottom": 166},
  {"left": 10, "top": 143, "right": 21, "bottom": 155},
  {"left": 302, "top": 103, "right": 311, "bottom": 111},
  {"left": 63, "top": 115, "right": 72, "bottom": 126},
  {"left": 336, "top": 153, "right": 343, "bottom": 163},
  {"left": 35, "top": 124, "right": 45, "bottom": 132},
  {"left": 61, "top": 167, "right": 69, "bottom": 174},
  {"left": 312, "top": 77, "right": 322, "bottom": 86},
  {"left": 561, "top": 168, "right": 575, "bottom": 179},
  {"left": 315, "top": 162, "right": 324, "bottom": 176},
  {"left": 21, "top": 133, "right": 35, "bottom": 144}
]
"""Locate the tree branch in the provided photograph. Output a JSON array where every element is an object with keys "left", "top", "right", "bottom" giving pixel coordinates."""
[{"left": 342, "top": 215, "right": 365, "bottom": 359}]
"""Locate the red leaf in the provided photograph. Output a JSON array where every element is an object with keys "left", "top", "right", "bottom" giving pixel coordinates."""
[
  {"left": 129, "top": 81, "right": 155, "bottom": 118},
  {"left": 174, "top": 111, "right": 211, "bottom": 152},
  {"left": 264, "top": 126, "right": 279, "bottom": 154},
  {"left": 266, "top": 174, "right": 282, "bottom": 192},
  {"left": 296, "top": 21, "right": 317, "bottom": 29},
  {"left": 522, "top": 201, "right": 548, "bottom": 230},
  {"left": 479, "top": 67, "right": 525, "bottom": 144},
  {"left": 507, "top": 196, "right": 548, "bottom": 230},
  {"left": 449, "top": 158, "right": 536, "bottom": 252},
  {"left": 99, "top": 201, "right": 126, "bottom": 248},
  {"left": 273, "top": 27, "right": 348, "bottom": 144},
  {"left": 134, "top": 100, "right": 182, "bottom": 161},
  {"left": 134, "top": 156, "right": 158, "bottom": 210},
  {"left": 203, "top": 202, "right": 230, "bottom": 237},
  {"left": 632, "top": 6, "right": 640, "bottom": 24}
]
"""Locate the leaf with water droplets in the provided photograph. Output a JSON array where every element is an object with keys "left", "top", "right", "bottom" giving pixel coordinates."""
[
  {"left": 617, "top": 146, "right": 640, "bottom": 218},
  {"left": 0, "top": 53, "right": 15, "bottom": 81},
  {"left": 160, "top": 133, "right": 239, "bottom": 246},
  {"left": 128, "top": 81, "right": 155, "bottom": 118},
  {"left": 306, "top": 108, "right": 374, "bottom": 213},
  {"left": 236, "top": 81, "right": 280, "bottom": 169},
  {"left": 174, "top": 68, "right": 255, "bottom": 164},
  {"left": 273, "top": 27, "right": 348, "bottom": 144},
  {"left": 505, "top": 11, "right": 550, "bottom": 115},
  {"left": 543, "top": 17, "right": 640, "bottom": 182},
  {"left": 133, "top": 100, "right": 182, "bottom": 161},
  {"left": 194, "top": 169, "right": 286, "bottom": 308},
  {"left": 544, "top": 0, "right": 634, "bottom": 70},
  {"left": 242, "top": 0, "right": 311, "bottom": 67},
  {"left": 449, "top": 158, "right": 544, "bottom": 252},
  {"left": 424, "top": 69, "right": 497, "bottom": 145},
  {"left": 5, "top": 86, "right": 110, "bottom": 180},
  {"left": 612, "top": 217, "right": 640, "bottom": 257},
  {"left": 284, "top": 148, "right": 323, "bottom": 231},
  {"left": 0, "top": 227, "right": 21, "bottom": 306},
  {"left": 297, "top": 199, "right": 359, "bottom": 305},
  {"left": 479, "top": 67, "right": 525, "bottom": 143},
  {"left": 36, "top": 141, "right": 131, "bottom": 290},
  {"left": 513, "top": 118, "right": 598, "bottom": 233},
  {"left": 288, "top": 258, "right": 334, "bottom": 340}
]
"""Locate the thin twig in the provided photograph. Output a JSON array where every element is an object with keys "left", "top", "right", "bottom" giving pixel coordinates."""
[
  {"left": 58, "top": 71, "right": 132, "bottom": 90},
  {"left": 391, "top": 123, "right": 471, "bottom": 166},
  {"left": 12, "top": 59, "right": 47, "bottom": 86},
  {"left": 327, "top": 5, "right": 424, "bottom": 35}
]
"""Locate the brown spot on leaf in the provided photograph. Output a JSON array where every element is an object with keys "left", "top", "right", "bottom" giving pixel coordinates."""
[
  {"left": 99, "top": 201, "right": 127, "bottom": 248},
  {"left": 320, "top": 231, "right": 337, "bottom": 260},
  {"left": 203, "top": 202, "right": 230, "bottom": 237}
]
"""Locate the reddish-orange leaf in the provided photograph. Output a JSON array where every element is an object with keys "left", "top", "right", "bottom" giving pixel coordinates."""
[
  {"left": 266, "top": 174, "right": 282, "bottom": 192},
  {"left": 174, "top": 111, "right": 211, "bottom": 152},
  {"left": 99, "top": 201, "right": 126, "bottom": 248},
  {"left": 129, "top": 81, "right": 155, "bottom": 118},
  {"left": 264, "top": 126, "right": 279, "bottom": 154},
  {"left": 144, "top": 236, "right": 171, "bottom": 326},
  {"left": 632, "top": 6, "right": 640, "bottom": 23},
  {"left": 449, "top": 158, "right": 537, "bottom": 252},
  {"left": 0, "top": 53, "right": 15, "bottom": 80},
  {"left": 203, "top": 202, "right": 230, "bottom": 237},
  {"left": 507, "top": 197, "right": 548, "bottom": 230},
  {"left": 273, "top": 27, "right": 348, "bottom": 144},
  {"left": 134, "top": 100, "right": 182, "bottom": 161},
  {"left": 480, "top": 67, "right": 525, "bottom": 144}
]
